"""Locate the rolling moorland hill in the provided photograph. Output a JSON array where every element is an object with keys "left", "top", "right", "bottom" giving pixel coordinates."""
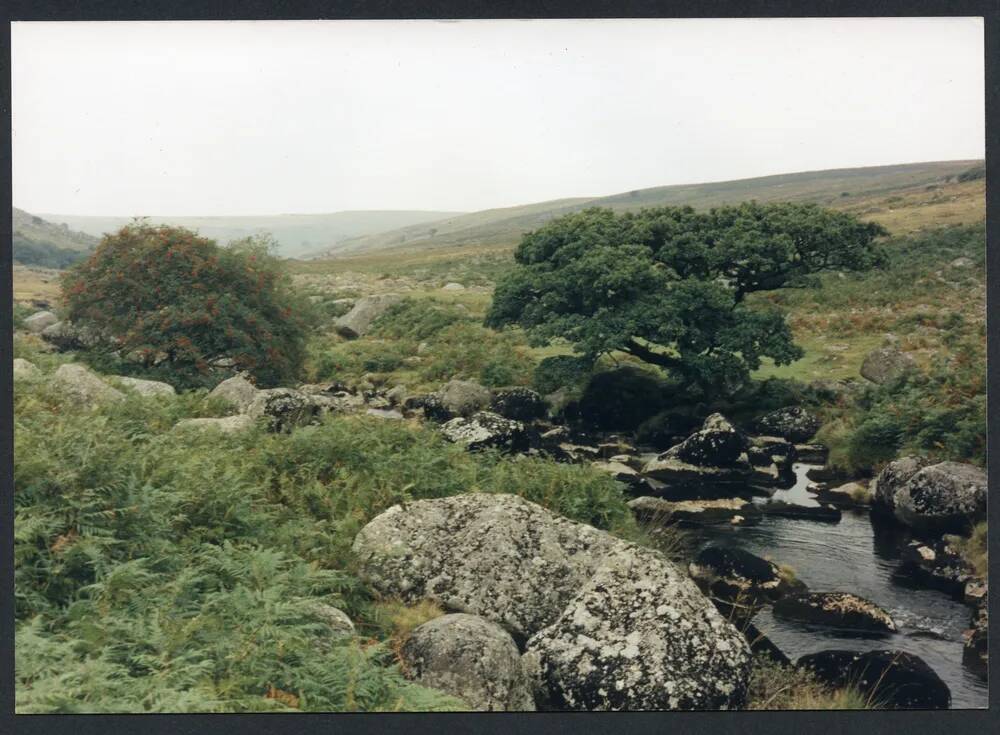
[
  {"left": 12, "top": 208, "right": 100, "bottom": 270},
  {"left": 310, "top": 159, "right": 983, "bottom": 258},
  {"left": 35, "top": 209, "right": 464, "bottom": 259}
]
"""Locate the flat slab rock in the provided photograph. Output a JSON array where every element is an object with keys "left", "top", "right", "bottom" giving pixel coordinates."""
[
  {"left": 523, "top": 544, "right": 751, "bottom": 711},
  {"left": 772, "top": 591, "right": 896, "bottom": 633}
]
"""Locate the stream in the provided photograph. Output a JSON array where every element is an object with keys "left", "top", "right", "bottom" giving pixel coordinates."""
[{"left": 692, "top": 463, "right": 988, "bottom": 708}]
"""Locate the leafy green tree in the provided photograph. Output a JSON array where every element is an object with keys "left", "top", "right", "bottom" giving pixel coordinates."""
[
  {"left": 62, "top": 223, "right": 311, "bottom": 386},
  {"left": 486, "top": 203, "right": 886, "bottom": 394}
]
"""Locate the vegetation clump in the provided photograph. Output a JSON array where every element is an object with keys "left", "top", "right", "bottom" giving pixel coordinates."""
[{"left": 62, "top": 224, "right": 313, "bottom": 387}]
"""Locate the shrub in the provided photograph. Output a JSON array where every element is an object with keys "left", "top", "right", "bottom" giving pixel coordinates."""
[
  {"left": 578, "top": 365, "right": 669, "bottom": 431},
  {"left": 532, "top": 354, "right": 594, "bottom": 395},
  {"left": 61, "top": 224, "right": 314, "bottom": 387}
]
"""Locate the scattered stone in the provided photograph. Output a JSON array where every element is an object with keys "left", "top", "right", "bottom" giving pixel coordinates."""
[
  {"left": 753, "top": 407, "right": 822, "bottom": 443},
  {"left": 891, "top": 461, "right": 987, "bottom": 535},
  {"left": 772, "top": 592, "right": 896, "bottom": 633},
  {"left": 51, "top": 364, "right": 125, "bottom": 407},
  {"left": 860, "top": 346, "right": 916, "bottom": 384},
  {"left": 523, "top": 544, "right": 751, "bottom": 711},
  {"left": 590, "top": 460, "right": 642, "bottom": 486},
  {"left": 40, "top": 321, "right": 102, "bottom": 351},
  {"left": 12, "top": 358, "right": 42, "bottom": 381},
  {"left": 304, "top": 601, "right": 356, "bottom": 643},
  {"left": 436, "top": 379, "right": 492, "bottom": 418},
  {"left": 208, "top": 374, "right": 259, "bottom": 412},
  {"left": 386, "top": 384, "right": 408, "bottom": 406},
  {"left": 489, "top": 387, "right": 546, "bottom": 422},
  {"left": 174, "top": 415, "right": 255, "bottom": 433},
  {"left": 949, "top": 256, "right": 974, "bottom": 268},
  {"left": 797, "top": 650, "right": 950, "bottom": 709},
  {"left": 440, "top": 411, "right": 528, "bottom": 452},
  {"left": 366, "top": 407, "right": 404, "bottom": 420},
  {"left": 401, "top": 614, "right": 535, "bottom": 711},
  {"left": 245, "top": 388, "right": 319, "bottom": 432},
  {"left": 441, "top": 282, "right": 466, "bottom": 291},
  {"left": 114, "top": 376, "right": 176, "bottom": 397},
  {"left": 333, "top": 293, "right": 403, "bottom": 339},
  {"left": 23, "top": 310, "right": 58, "bottom": 334}
]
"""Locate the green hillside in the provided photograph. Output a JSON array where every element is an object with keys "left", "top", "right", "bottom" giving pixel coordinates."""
[
  {"left": 12, "top": 208, "right": 99, "bottom": 268},
  {"left": 36, "top": 210, "right": 464, "bottom": 258},
  {"left": 314, "top": 159, "right": 982, "bottom": 258}
]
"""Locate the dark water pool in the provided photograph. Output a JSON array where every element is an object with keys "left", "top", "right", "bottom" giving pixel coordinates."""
[{"left": 693, "top": 463, "right": 988, "bottom": 709}]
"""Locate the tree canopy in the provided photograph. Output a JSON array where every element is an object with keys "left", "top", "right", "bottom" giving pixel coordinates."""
[
  {"left": 486, "top": 203, "right": 887, "bottom": 393},
  {"left": 62, "top": 223, "right": 311, "bottom": 386}
]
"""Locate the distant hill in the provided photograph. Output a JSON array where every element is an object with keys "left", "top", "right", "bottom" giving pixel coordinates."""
[
  {"left": 313, "top": 160, "right": 983, "bottom": 258},
  {"left": 35, "top": 210, "right": 464, "bottom": 258},
  {"left": 13, "top": 208, "right": 99, "bottom": 268}
]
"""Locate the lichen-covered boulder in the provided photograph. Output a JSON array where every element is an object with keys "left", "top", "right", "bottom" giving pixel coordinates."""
[
  {"left": 812, "top": 481, "right": 871, "bottom": 509},
  {"left": 23, "top": 310, "right": 58, "bottom": 334},
  {"left": 401, "top": 614, "right": 535, "bottom": 711},
  {"left": 794, "top": 443, "right": 829, "bottom": 464},
  {"left": 663, "top": 413, "right": 748, "bottom": 467},
  {"left": 871, "top": 455, "right": 932, "bottom": 511},
  {"left": 797, "top": 650, "right": 950, "bottom": 709},
  {"left": 860, "top": 346, "right": 916, "bottom": 384},
  {"left": 891, "top": 461, "right": 987, "bottom": 535},
  {"left": 489, "top": 387, "right": 546, "bottom": 422},
  {"left": 753, "top": 407, "right": 822, "bottom": 443},
  {"left": 12, "top": 358, "right": 42, "bottom": 381},
  {"left": 51, "top": 364, "right": 125, "bottom": 407},
  {"left": 208, "top": 374, "right": 259, "bottom": 412},
  {"left": 245, "top": 388, "right": 319, "bottom": 432},
  {"left": 436, "top": 379, "right": 492, "bottom": 418},
  {"left": 440, "top": 411, "right": 528, "bottom": 452},
  {"left": 747, "top": 436, "right": 798, "bottom": 468},
  {"left": 523, "top": 544, "right": 752, "bottom": 711},
  {"left": 351, "top": 494, "right": 626, "bottom": 640},
  {"left": 334, "top": 293, "right": 403, "bottom": 339},
  {"left": 40, "top": 321, "right": 102, "bottom": 351},
  {"left": 895, "top": 539, "right": 976, "bottom": 596},
  {"left": 114, "top": 376, "right": 176, "bottom": 397},
  {"left": 174, "top": 415, "right": 255, "bottom": 434},
  {"left": 772, "top": 592, "right": 896, "bottom": 633}
]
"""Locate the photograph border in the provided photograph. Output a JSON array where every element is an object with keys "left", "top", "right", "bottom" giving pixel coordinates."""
[{"left": 1, "top": 2, "right": 996, "bottom": 733}]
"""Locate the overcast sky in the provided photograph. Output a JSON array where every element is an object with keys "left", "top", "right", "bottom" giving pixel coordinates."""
[{"left": 12, "top": 18, "right": 985, "bottom": 216}]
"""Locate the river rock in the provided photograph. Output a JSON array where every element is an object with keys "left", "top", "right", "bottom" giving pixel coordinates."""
[
  {"left": 812, "top": 481, "right": 872, "bottom": 509},
  {"left": 753, "top": 407, "right": 821, "bottom": 443},
  {"left": 523, "top": 543, "right": 752, "bottom": 711},
  {"left": 760, "top": 501, "right": 841, "bottom": 523},
  {"left": 590, "top": 460, "right": 642, "bottom": 487},
  {"left": 797, "top": 650, "right": 950, "bottom": 709},
  {"left": 13, "top": 358, "right": 42, "bottom": 381},
  {"left": 114, "top": 376, "right": 176, "bottom": 397},
  {"left": 772, "top": 592, "right": 896, "bottom": 633},
  {"left": 333, "top": 293, "right": 403, "bottom": 339},
  {"left": 628, "top": 496, "right": 763, "bottom": 528},
  {"left": 23, "top": 310, "right": 58, "bottom": 334},
  {"left": 743, "top": 622, "right": 790, "bottom": 665},
  {"left": 245, "top": 388, "right": 319, "bottom": 432},
  {"left": 795, "top": 443, "right": 829, "bottom": 464},
  {"left": 664, "top": 413, "right": 748, "bottom": 467},
  {"left": 174, "top": 415, "right": 255, "bottom": 434},
  {"left": 640, "top": 455, "right": 751, "bottom": 498},
  {"left": 689, "top": 546, "right": 801, "bottom": 619},
  {"left": 208, "top": 374, "right": 259, "bottom": 412},
  {"left": 891, "top": 461, "right": 987, "bottom": 535},
  {"left": 747, "top": 436, "right": 797, "bottom": 468},
  {"left": 963, "top": 596, "right": 988, "bottom": 678},
  {"left": 871, "top": 455, "right": 930, "bottom": 512},
  {"left": 400, "top": 614, "right": 535, "bottom": 711},
  {"left": 860, "top": 346, "right": 916, "bottom": 384},
  {"left": 489, "top": 387, "right": 546, "bottom": 422},
  {"left": 895, "top": 539, "right": 976, "bottom": 596},
  {"left": 51, "top": 364, "right": 125, "bottom": 407},
  {"left": 352, "top": 493, "right": 627, "bottom": 640},
  {"left": 440, "top": 411, "right": 528, "bottom": 452},
  {"left": 435, "top": 379, "right": 492, "bottom": 418}
]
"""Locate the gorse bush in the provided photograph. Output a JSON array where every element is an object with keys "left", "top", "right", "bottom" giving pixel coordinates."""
[
  {"left": 62, "top": 224, "right": 314, "bottom": 387},
  {"left": 14, "top": 363, "right": 638, "bottom": 712}
]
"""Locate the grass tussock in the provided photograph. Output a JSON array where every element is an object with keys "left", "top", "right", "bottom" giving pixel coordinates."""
[{"left": 747, "top": 657, "right": 873, "bottom": 711}]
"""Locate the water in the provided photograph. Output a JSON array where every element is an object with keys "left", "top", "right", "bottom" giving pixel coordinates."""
[{"left": 694, "top": 463, "right": 988, "bottom": 708}]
